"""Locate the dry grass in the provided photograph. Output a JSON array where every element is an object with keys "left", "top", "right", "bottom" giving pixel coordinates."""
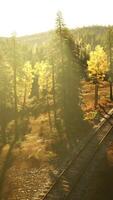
[
  {"left": 20, "top": 134, "right": 56, "bottom": 161},
  {"left": 11, "top": 113, "right": 57, "bottom": 166}
]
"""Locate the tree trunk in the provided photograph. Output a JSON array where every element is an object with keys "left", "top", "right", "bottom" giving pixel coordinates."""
[
  {"left": 13, "top": 37, "right": 18, "bottom": 140},
  {"left": 108, "top": 28, "right": 113, "bottom": 101},
  {"left": 23, "top": 82, "right": 27, "bottom": 109},
  {"left": 46, "top": 79, "right": 52, "bottom": 132},
  {"left": 109, "top": 81, "right": 113, "bottom": 100},
  {"left": 94, "top": 83, "right": 99, "bottom": 109},
  {"left": 59, "top": 27, "right": 66, "bottom": 125},
  {"left": 0, "top": 104, "right": 7, "bottom": 144},
  {"left": 52, "top": 63, "right": 57, "bottom": 126},
  {"left": 1, "top": 125, "right": 6, "bottom": 144}
]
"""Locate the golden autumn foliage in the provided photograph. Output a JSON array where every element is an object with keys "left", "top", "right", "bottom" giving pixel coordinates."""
[{"left": 87, "top": 45, "right": 108, "bottom": 80}]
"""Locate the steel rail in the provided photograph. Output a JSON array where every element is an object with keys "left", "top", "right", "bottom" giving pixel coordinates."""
[{"left": 33, "top": 109, "right": 113, "bottom": 200}]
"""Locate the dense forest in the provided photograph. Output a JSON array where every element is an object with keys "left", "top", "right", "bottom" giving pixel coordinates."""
[{"left": 0, "top": 11, "right": 113, "bottom": 199}]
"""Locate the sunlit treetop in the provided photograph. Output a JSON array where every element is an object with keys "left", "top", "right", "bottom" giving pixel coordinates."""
[{"left": 87, "top": 45, "right": 108, "bottom": 79}]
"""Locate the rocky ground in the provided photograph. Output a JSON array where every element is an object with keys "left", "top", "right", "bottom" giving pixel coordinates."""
[{"left": 1, "top": 130, "right": 94, "bottom": 200}]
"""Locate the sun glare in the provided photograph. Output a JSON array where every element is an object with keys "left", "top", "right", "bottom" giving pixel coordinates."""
[{"left": 0, "top": 0, "right": 113, "bottom": 36}]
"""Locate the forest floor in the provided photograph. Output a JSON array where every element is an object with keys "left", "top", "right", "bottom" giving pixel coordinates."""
[
  {"left": 81, "top": 80, "right": 113, "bottom": 124},
  {"left": 1, "top": 80, "right": 113, "bottom": 199}
]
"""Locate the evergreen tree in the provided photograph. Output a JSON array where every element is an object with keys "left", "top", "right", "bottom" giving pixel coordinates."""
[
  {"left": 0, "top": 55, "right": 13, "bottom": 144},
  {"left": 55, "top": 12, "right": 86, "bottom": 135},
  {"left": 107, "top": 26, "right": 113, "bottom": 100}
]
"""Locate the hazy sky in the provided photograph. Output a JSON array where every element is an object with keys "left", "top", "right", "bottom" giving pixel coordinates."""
[{"left": 0, "top": 0, "right": 113, "bottom": 36}]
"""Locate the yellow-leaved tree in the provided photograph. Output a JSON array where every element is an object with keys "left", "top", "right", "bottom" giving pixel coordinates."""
[
  {"left": 34, "top": 61, "right": 53, "bottom": 131},
  {"left": 87, "top": 45, "right": 108, "bottom": 108}
]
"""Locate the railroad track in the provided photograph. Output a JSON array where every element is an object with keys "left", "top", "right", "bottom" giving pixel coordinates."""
[{"left": 32, "top": 109, "right": 113, "bottom": 200}]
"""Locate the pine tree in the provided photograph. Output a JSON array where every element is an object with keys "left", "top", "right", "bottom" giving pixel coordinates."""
[
  {"left": 0, "top": 55, "right": 13, "bottom": 144},
  {"left": 107, "top": 26, "right": 113, "bottom": 100},
  {"left": 55, "top": 12, "right": 85, "bottom": 135}
]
